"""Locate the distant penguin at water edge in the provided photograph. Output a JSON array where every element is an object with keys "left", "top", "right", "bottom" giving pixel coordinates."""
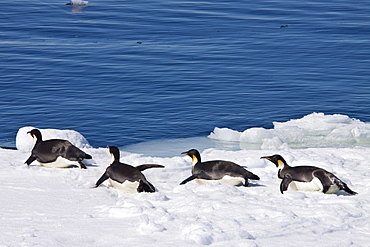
[{"left": 25, "top": 128, "right": 92, "bottom": 169}]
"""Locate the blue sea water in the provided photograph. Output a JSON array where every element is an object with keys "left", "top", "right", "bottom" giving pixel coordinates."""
[{"left": 1, "top": 0, "right": 370, "bottom": 151}]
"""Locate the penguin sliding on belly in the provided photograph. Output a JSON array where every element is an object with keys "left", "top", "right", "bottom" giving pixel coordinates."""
[
  {"left": 95, "top": 146, "right": 164, "bottom": 193},
  {"left": 261, "top": 154, "right": 357, "bottom": 195},
  {"left": 180, "top": 149, "right": 260, "bottom": 187},
  {"left": 25, "top": 129, "right": 92, "bottom": 169}
]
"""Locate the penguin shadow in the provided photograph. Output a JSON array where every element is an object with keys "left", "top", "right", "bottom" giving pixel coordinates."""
[
  {"left": 26, "top": 163, "right": 97, "bottom": 169},
  {"left": 81, "top": 161, "right": 99, "bottom": 168},
  {"left": 335, "top": 190, "right": 358, "bottom": 196},
  {"left": 246, "top": 182, "right": 265, "bottom": 188}
]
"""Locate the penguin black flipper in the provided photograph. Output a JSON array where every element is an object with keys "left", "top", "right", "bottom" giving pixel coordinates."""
[
  {"left": 25, "top": 155, "right": 37, "bottom": 166},
  {"left": 136, "top": 164, "right": 165, "bottom": 172},
  {"left": 180, "top": 175, "right": 197, "bottom": 185},
  {"left": 96, "top": 172, "right": 109, "bottom": 187},
  {"left": 180, "top": 172, "right": 214, "bottom": 185},
  {"left": 280, "top": 175, "right": 293, "bottom": 194}
]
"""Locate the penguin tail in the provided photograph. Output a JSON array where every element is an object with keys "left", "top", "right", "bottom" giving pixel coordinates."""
[
  {"left": 138, "top": 180, "right": 156, "bottom": 193},
  {"left": 335, "top": 178, "right": 357, "bottom": 195},
  {"left": 246, "top": 172, "right": 260, "bottom": 180},
  {"left": 84, "top": 153, "right": 92, "bottom": 159},
  {"left": 342, "top": 184, "right": 357, "bottom": 195},
  {"left": 249, "top": 174, "right": 260, "bottom": 180},
  {"left": 344, "top": 187, "right": 357, "bottom": 195}
]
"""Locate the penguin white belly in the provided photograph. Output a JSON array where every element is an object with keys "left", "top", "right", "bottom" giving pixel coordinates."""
[
  {"left": 38, "top": 156, "right": 80, "bottom": 168},
  {"left": 219, "top": 175, "right": 245, "bottom": 186},
  {"left": 195, "top": 175, "right": 245, "bottom": 186},
  {"left": 195, "top": 179, "right": 213, "bottom": 185},
  {"left": 284, "top": 177, "right": 323, "bottom": 192},
  {"left": 324, "top": 184, "right": 340, "bottom": 194},
  {"left": 279, "top": 178, "right": 323, "bottom": 191},
  {"left": 280, "top": 178, "right": 340, "bottom": 194},
  {"left": 108, "top": 179, "right": 139, "bottom": 193}
]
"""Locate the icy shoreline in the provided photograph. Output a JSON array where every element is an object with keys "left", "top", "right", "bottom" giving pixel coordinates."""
[{"left": 1, "top": 114, "right": 369, "bottom": 246}]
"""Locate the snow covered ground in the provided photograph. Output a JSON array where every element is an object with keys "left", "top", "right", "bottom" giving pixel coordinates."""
[{"left": 1, "top": 113, "right": 369, "bottom": 246}]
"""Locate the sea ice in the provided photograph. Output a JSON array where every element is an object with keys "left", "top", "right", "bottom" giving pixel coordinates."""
[
  {"left": 1, "top": 113, "right": 369, "bottom": 246},
  {"left": 209, "top": 112, "right": 370, "bottom": 149}
]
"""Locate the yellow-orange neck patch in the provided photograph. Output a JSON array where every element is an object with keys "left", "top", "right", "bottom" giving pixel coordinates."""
[
  {"left": 191, "top": 155, "right": 198, "bottom": 166},
  {"left": 277, "top": 160, "right": 285, "bottom": 168}
]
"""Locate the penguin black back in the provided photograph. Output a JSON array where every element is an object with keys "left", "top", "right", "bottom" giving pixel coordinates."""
[{"left": 180, "top": 149, "right": 259, "bottom": 186}]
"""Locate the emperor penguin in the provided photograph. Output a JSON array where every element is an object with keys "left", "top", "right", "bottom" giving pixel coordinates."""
[
  {"left": 25, "top": 128, "right": 92, "bottom": 169},
  {"left": 180, "top": 149, "right": 260, "bottom": 186},
  {"left": 261, "top": 154, "right": 357, "bottom": 195},
  {"left": 95, "top": 146, "right": 164, "bottom": 193}
]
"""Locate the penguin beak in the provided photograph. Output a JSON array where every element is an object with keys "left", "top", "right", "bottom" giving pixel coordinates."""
[
  {"left": 261, "top": 156, "right": 279, "bottom": 167},
  {"left": 260, "top": 156, "right": 271, "bottom": 160},
  {"left": 181, "top": 152, "right": 188, "bottom": 155},
  {"left": 27, "top": 132, "right": 36, "bottom": 138}
]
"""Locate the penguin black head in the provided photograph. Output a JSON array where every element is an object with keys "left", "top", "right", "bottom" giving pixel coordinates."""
[
  {"left": 261, "top": 154, "right": 288, "bottom": 168},
  {"left": 108, "top": 146, "right": 120, "bottom": 163},
  {"left": 27, "top": 129, "right": 43, "bottom": 142},
  {"left": 182, "top": 149, "right": 201, "bottom": 164}
]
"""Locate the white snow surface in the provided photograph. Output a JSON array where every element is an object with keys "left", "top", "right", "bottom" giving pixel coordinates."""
[{"left": 1, "top": 114, "right": 370, "bottom": 246}]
